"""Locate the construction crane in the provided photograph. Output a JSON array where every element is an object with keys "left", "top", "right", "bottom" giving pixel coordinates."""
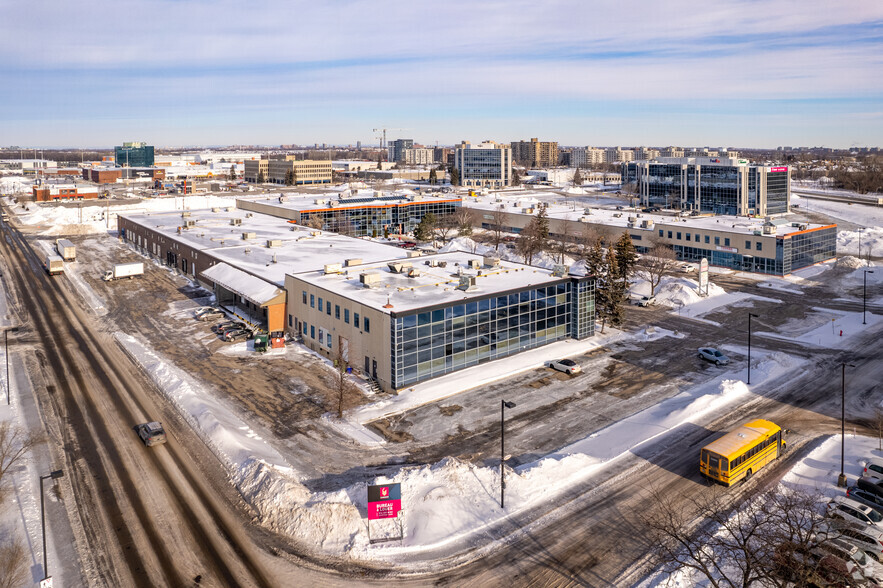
[{"left": 372, "top": 128, "right": 408, "bottom": 149}]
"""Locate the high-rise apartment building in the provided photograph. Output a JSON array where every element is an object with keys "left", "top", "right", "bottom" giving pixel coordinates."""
[
  {"left": 510, "top": 138, "right": 558, "bottom": 168},
  {"left": 454, "top": 141, "right": 512, "bottom": 189},
  {"left": 401, "top": 148, "right": 434, "bottom": 165},
  {"left": 388, "top": 139, "right": 414, "bottom": 163},
  {"left": 605, "top": 147, "right": 635, "bottom": 163},
  {"left": 635, "top": 147, "right": 660, "bottom": 161},
  {"left": 660, "top": 146, "right": 685, "bottom": 158}
]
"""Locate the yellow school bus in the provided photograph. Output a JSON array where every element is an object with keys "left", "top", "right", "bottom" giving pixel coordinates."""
[{"left": 700, "top": 419, "right": 785, "bottom": 486}]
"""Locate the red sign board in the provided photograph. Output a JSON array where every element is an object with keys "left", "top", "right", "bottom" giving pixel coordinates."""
[
  {"left": 770, "top": 167, "right": 788, "bottom": 172},
  {"left": 367, "top": 483, "right": 401, "bottom": 520}
]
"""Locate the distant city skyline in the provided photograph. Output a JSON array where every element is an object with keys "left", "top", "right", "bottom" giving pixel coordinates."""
[{"left": 1, "top": 1, "right": 881, "bottom": 149}]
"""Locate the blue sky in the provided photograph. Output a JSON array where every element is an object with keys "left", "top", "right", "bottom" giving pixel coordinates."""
[{"left": 1, "top": 0, "right": 881, "bottom": 148}]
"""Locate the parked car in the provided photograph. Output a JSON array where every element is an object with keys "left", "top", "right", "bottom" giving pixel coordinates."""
[
  {"left": 641, "top": 206, "right": 661, "bottom": 213},
  {"left": 680, "top": 263, "right": 695, "bottom": 272},
  {"left": 814, "top": 537, "right": 883, "bottom": 584},
  {"left": 223, "top": 327, "right": 252, "bottom": 342},
  {"left": 698, "top": 347, "right": 730, "bottom": 365},
  {"left": 865, "top": 457, "right": 883, "bottom": 482},
  {"left": 213, "top": 320, "right": 244, "bottom": 334},
  {"left": 821, "top": 521, "right": 883, "bottom": 562},
  {"left": 858, "top": 476, "right": 883, "bottom": 500},
  {"left": 773, "top": 541, "right": 866, "bottom": 587},
  {"left": 632, "top": 295, "right": 656, "bottom": 307},
  {"left": 195, "top": 308, "right": 225, "bottom": 321},
  {"left": 134, "top": 422, "right": 167, "bottom": 447},
  {"left": 550, "top": 359, "right": 581, "bottom": 375},
  {"left": 848, "top": 485, "right": 883, "bottom": 514},
  {"left": 827, "top": 495, "right": 883, "bottom": 529}
]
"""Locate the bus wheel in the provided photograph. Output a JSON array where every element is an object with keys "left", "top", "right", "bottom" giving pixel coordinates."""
[{"left": 745, "top": 469, "right": 753, "bottom": 482}]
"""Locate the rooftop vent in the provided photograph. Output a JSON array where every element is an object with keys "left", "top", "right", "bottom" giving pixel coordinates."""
[
  {"left": 246, "top": 213, "right": 253, "bottom": 218},
  {"left": 184, "top": 220, "right": 196, "bottom": 227},
  {"left": 230, "top": 218, "right": 242, "bottom": 226},
  {"left": 324, "top": 263, "right": 342, "bottom": 275},
  {"left": 552, "top": 265, "right": 568, "bottom": 277},
  {"left": 457, "top": 275, "right": 478, "bottom": 291},
  {"left": 310, "top": 231, "right": 321, "bottom": 237},
  {"left": 387, "top": 262, "right": 413, "bottom": 274},
  {"left": 345, "top": 258, "right": 362, "bottom": 267},
  {"left": 181, "top": 211, "right": 191, "bottom": 218},
  {"left": 468, "top": 259, "right": 481, "bottom": 270},
  {"left": 266, "top": 239, "right": 281, "bottom": 248},
  {"left": 407, "top": 268, "right": 421, "bottom": 278},
  {"left": 211, "top": 207, "right": 220, "bottom": 213},
  {"left": 242, "top": 232, "right": 256, "bottom": 240},
  {"left": 483, "top": 255, "right": 501, "bottom": 268}
]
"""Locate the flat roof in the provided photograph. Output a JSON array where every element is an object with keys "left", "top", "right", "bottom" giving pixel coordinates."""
[
  {"left": 120, "top": 208, "right": 410, "bottom": 286},
  {"left": 291, "top": 251, "right": 568, "bottom": 314},
  {"left": 241, "top": 190, "right": 460, "bottom": 214},
  {"left": 463, "top": 191, "right": 832, "bottom": 237}
]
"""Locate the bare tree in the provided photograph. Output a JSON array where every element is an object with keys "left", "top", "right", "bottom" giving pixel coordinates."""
[
  {"left": 433, "top": 214, "right": 457, "bottom": 244},
  {"left": 875, "top": 407, "right": 883, "bottom": 451},
  {"left": 554, "top": 220, "right": 572, "bottom": 264},
  {"left": 640, "top": 485, "right": 836, "bottom": 588},
  {"left": 453, "top": 208, "right": 475, "bottom": 238},
  {"left": 516, "top": 221, "right": 542, "bottom": 265},
  {"left": 0, "top": 422, "right": 44, "bottom": 499},
  {"left": 305, "top": 215, "right": 325, "bottom": 230},
  {"left": 0, "top": 536, "right": 28, "bottom": 588},
  {"left": 578, "top": 223, "right": 603, "bottom": 260},
  {"left": 333, "top": 349, "right": 360, "bottom": 419},
  {"left": 638, "top": 243, "right": 679, "bottom": 296},
  {"left": 490, "top": 205, "right": 508, "bottom": 251}
]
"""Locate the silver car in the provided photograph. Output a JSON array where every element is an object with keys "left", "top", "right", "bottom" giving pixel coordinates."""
[
  {"left": 820, "top": 520, "right": 883, "bottom": 562},
  {"left": 827, "top": 495, "right": 883, "bottom": 529},
  {"left": 698, "top": 347, "right": 730, "bottom": 366}
]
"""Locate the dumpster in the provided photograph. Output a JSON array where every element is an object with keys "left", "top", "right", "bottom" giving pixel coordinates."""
[
  {"left": 270, "top": 331, "right": 286, "bottom": 349},
  {"left": 253, "top": 334, "right": 269, "bottom": 353}
]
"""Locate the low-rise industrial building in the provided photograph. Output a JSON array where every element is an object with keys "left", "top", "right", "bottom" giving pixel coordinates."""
[
  {"left": 32, "top": 184, "right": 99, "bottom": 201},
  {"left": 288, "top": 252, "right": 594, "bottom": 391}
]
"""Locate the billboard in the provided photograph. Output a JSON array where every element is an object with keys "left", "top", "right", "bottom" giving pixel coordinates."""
[
  {"left": 770, "top": 166, "right": 788, "bottom": 172},
  {"left": 367, "top": 483, "right": 402, "bottom": 520}
]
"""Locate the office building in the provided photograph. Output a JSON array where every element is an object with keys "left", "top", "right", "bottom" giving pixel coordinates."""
[
  {"left": 115, "top": 142, "right": 155, "bottom": 167},
  {"left": 267, "top": 159, "right": 332, "bottom": 185},
  {"left": 510, "top": 138, "right": 559, "bottom": 168},
  {"left": 454, "top": 141, "right": 512, "bottom": 189},
  {"left": 288, "top": 252, "right": 594, "bottom": 391},
  {"left": 622, "top": 157, "right": 791, "bottom": 216}
]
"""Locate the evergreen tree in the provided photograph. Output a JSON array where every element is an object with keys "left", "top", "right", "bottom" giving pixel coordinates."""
[
  {"left": 257, "top": 169, "right": 265, "bottom": 184},
  {"left": 414, "top": 212, "right": 437, "bottom": 242},
  {"left": 572, "top": 167, "right": 583, "bottom": 187},
  {"left": 450, "top": 166, "right": 460, "bottom": 186},
  {"left": 613, "top": 232, "right": 638, "bottom": 287},
  {"left": 429, "top": 167, "right": 437, "bottom": 185},
  {"left": 284, "top": 169, "right": 294, "bottom": 186},
  {"left": 603, "top": 244, "right": 627, "bottom": 328},
  {"left": 511, "top": 167, "right": 521, "bottom": 186},
  {"left": 535, "top": 203, "right": 550, "bottom": 240},
  {"left": 584, "top": 238, "right": 604, "bottom": 284}
]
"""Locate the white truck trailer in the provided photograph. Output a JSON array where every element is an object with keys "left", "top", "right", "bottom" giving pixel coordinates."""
[
  {"left": 56, "top": 239, "right": 76, "bottom": 262},
  {"left": 103, "top": 262, "right": 144, "bottom": 282},
  {"left": 44, "top": 254, "right": 65, "bottom": 276}
]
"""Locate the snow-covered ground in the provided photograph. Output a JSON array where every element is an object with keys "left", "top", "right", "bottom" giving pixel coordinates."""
[{"left": 791, "top": 194, "right": 883, "bottom": 258}]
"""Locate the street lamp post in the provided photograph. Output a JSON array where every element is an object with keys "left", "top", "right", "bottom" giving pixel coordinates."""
[
  {"left": 5, "top": 326, "right": 19, "bottom": 405},
  {"left": 838, "top": 363, "right": 855, "bottom": 487},
  {"left": 858, "top": 227, "right": 864, "bottom": 261},
  {"left": 748, "top": 313, "right": 759, "bottom": 385},
  {"left": 500, "top": 400, "right": 516, "bottom": 509},
  {"left": 863, "top": 270, "right": 874, "bottom": 325},
  {"left": 40, "top": 469, "right": 64, "bottom": 581}
]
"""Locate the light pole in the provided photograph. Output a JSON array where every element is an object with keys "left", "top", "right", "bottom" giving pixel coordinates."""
[
  {"left": 40, "top": 469, "right": 64, "bottom": 581},
  {"left": 747, "top": 313, "right": 759, "bottom": 385},
  {"left": 500, "top": 399, "right": 516, "bottom": 509},
  {"left": 838, "top": 363, "right": 855, "bottom": 487},
  {"left": 4, "top": 326, "right": 19, "bottom": 405},
  {"left": 863, "top": 270, "right": 874, "bottom": 325},
  {"left": 857, "top": 227, "right": 864, "bottom": 261}
]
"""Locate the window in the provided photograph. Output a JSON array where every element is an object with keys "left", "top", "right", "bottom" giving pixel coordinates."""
[
  {"left": 705, "top": 235, "right": 710, "bottom": 244},
  {"left": 310, "top": 325, "right": 315, "bottom": 339},
  {"left": 288, "top": 314, "right": 292, "bottom": 327},
  {"left": 326, "top": 303, "right": 331, "bottom": 316},
  {"left": 335, "top": 305, "right": 340, "bottom": 319},
  {"left": 318, "top": 328, "right": 323, "bottom": 342},
  {"left": 745, "top": 240, "right": 751, "bottom": 250},
  {"left": 668, "top": 231, "right": 673, "bottom": 239},
  {"left": 354, "top": 313, "right": 360, "bottom": 328},
  {"left": 327, "top": 333, "right": 332, "bottom": 348},
  {"left": 344, "top": 309, "right": 350, "bottom": 323},
  {"left": 756, "top": 241, "right": 762, "bottom": 251},
  {"left": 686, "top": 233, "right": 691, "bottom": 241},
  {"left": 659, "top": 229, "right": 663, "bottom": 237},
  {"left": 318, "top": 298, "right": 323, "bottom": 312},
  {"left": 676, "top": 232, "right": 681, "bottom": 240},
  {"left": 310, "top": 294, "right": 315, "bottom": 308},
  {"left": 364, "top": 317, "right": 370, "bottom": 333},
  {"left": 724, "top": 238, "right": 730, "bottom": 247},
  {"left": 302, "top": 290, "right": 307, "bottom": 304},
  {"left": 714, "top": 237, "right": 720, "bottom": 245}
]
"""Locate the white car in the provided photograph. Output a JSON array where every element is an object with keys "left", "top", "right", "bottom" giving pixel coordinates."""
[
  {"left": 680, "top": 263, "right": 695, "bottom": 272},
  {"left": 864, "top": 457, "right": 883, "bottom": 482},
  {"left": 698, "top": 347, "right": 730, "bottom": 366},
  {"left": 827, "top": 495, "right": 883, "bottom": 529},
  {"left": 550, "top": 359, "right": 581, "bottom": 375}
]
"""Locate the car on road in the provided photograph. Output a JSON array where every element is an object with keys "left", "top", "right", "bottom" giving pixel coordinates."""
[
  {"left": 827, "top": 495, "right": 883, "bottom": 529},
  {"left": 550, "top": 359, "right": 581, "bottom": 375},
  {"left": 848, "top": 485, "right": 883, "bottom": 515},
  {"left": 223, "top": 327, "right": 252, "bottom": 342},
  {"left": 195, "top": 307, "right": 225, "bottom": 321},
  {"left": 631, "top": 295, "right": 656, "bottom": 307},
  {"left": 134, "top": 422, "right": 167, "bottom": 447},
  {"left": 698, "top": 347, "right": 730, "bottom": 365},
  {"left": 680, "top": 263, "right": 695, "bottom": 272},
  {"left": 865, "top": 457, "right": 883, "bottom": 482},
  {"left": 641, "top": 207, "right": 661, "bottom": 213}
]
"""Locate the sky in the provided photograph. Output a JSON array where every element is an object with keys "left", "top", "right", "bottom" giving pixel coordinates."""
[{"left": 1, "top": 0, "right": 882, "bottom": 149}]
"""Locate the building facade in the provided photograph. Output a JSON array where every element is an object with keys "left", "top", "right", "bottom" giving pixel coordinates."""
[
  {"left": 510, "top": 138, "right": 559, "bottom": 168},
  {"left": 388, "top": 139, "right": 414, "bottom": 163},
  {"left": 401, "top": 148, "right": 434, "bottom": 165},
  {"left": 605, "top": 147, "right": 635, "bottom": 163},
  {"left": 115, "top": 142, "right": 155, "bottom": 167},
  {"left": 243, "top": 159, "right": 269, "bottom": 182},
  {"left": 454, "top": 141, "right": 512, "bottom": 189},
  {"left": 33, "top": 184, "right": 99, "bottom": 201},
  {"left": 287, "top": 252, "right": 594, "bottom": 392},
  {"left": 622, "top": 157, "right": 791, "bottom": 216}
]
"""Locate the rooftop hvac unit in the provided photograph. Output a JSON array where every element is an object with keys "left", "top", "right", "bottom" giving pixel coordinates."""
[
  {"left": 181, "top": 211, "right": 191, "bottom": 217},
  {"left": 242, "top": 232, "right": 256, "bottom": 240},
  {"left": 310, "top": 231, "right": 321, "bottom": 237},
  {"left": 360, "top": 272, "right": 381, "bottom": 288},
  {"left": 184, "top": 220, "right": 196, "bottom": 227},
  {"left": 457, "top": 275, "right": 478, "bottom": 291},
  {"left": 407, "top": 268, "right": 421, "bottom": 278},
  {"left": 613, "top": 213, "right": 623, "bottom": 218},
  {"left": 483, "top": 255, "right": 500, "bottom": 268},
  {"left": 387, "top": 262, "right": 413, "bottom": 274},
  {"left": 583, "top": 208, "right": 592, "bottom": 215},
  {"left": 211, "top": 207, "right": 220, "bottom": 213},
  {"left": 324, "top": 263, "right": 342, "bottom": 274},
  {"left": 641, "top": 220, "right": 655, "bottom": 229},
  {"left": 314, "top": 199, "right": 327, "bottom": 205},
  {"left": 230, "top": 218, "right": 242, "bottom": 226},
  {"left": 266, "top": 239, "right": 281, "bottom": 248},
  {"left": 552, "top": 265, "right": 568, "bottom": 277},
  {"left": 345, "top": 258, "right": 362, "bottom": 267},
  {"left": 468, "top": 259, "right": 481, "bottom": 269},
  {"left": 627, "top": 216, "right": 637, "bottom": 223},
  {"left": 437, "top": 261, "right": 447, "bottom": 268},
  {"left": 406, "top": 250, "right": 422, "bottom": 258},
  {"left": 522, "top": 208, "right": 534, "bottom": 214},
  {"left": 246, "top": 213, "right": 253, "bottom": 218}
]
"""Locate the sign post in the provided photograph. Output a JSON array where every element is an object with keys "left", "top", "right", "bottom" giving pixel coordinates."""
[
  {"left": 367, "top": 482, "right": 403, "bottom": 544},
  {"left": 699, "top": 257, "right": 709, "bottom": 296}
]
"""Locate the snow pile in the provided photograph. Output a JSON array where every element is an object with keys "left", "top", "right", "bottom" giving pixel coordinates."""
[
  {"left": 439, "top": 236, "right": 575, "bottom": 270},
  {"left": 630, "top": 273, "right": 727, "bottom": 308},
  {"left": 564, "top": 187, "right": 586, "bottom": 195},
  {"left": 836, "top": 226, "right": 883, "bottom": 258}
]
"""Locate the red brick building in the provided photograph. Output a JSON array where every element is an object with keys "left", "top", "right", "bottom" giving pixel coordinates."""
[{"left": 33, "top": 185, "right": 99, "bottom": 202}]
